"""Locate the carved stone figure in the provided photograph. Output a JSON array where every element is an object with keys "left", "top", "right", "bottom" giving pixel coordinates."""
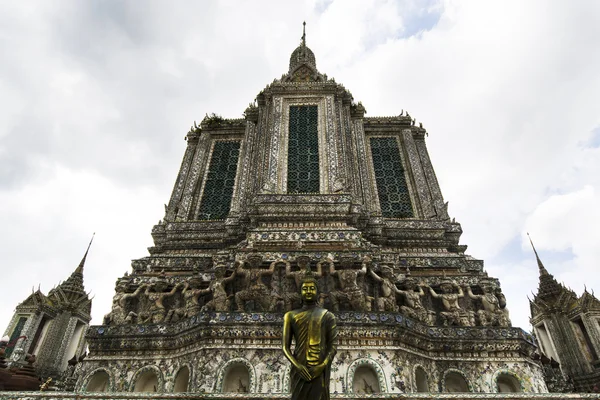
[
  {"left": 397, "top": 278, "right": 434, "bottom": 325},
  {"left": 180, "top": 277, "right": 209, "bottom": 318},
  {"left": 274, "top": 257, "right": 312, "bottom": 311},
  {"left": 316, "top": 259, "right": 336, "bottom": 309},
  {"left": 103, "top": 282, "right": 146, "bottom": 325},
  {"left": 466, "top": 281, "right": 510, "bottom": 327},
  {"left": 426, "top": 279, "right": 474, "bottom": 326},
  {"left": 495, "top": 287, "right": 511, "bottom": 325},
  {"left": 329, "top": 257, "right": 368, "bottom": 311},
  {"left": 268, "top": 261, "right": 290, "bottom": 312},
  {"left": 141, "top": 280, "right": 183, "bottom": 324},
  {"left": 368, "top": 264, "right": 400, "bottom": 312},
  {"left": 282, "top": 274, "right": 337, "bottom": 400},
  {"left": 235, "top": 255, "right": 276, "bottom": 312},
  {"left": 201, "top": 265, "right": 236, "bottom": 312}
]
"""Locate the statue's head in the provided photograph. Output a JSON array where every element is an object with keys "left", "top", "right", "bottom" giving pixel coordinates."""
[
  {"left": 381, "top": 265, "right": 394, "bottom": 279},
  {"left": 300, "top": 276, "right": 319, "bottom": 304},
  {"left": 115, "top": 279, "right": 127, "bottom": 292},
  {"left": 188, "top": 277, "right": 202, "bottom": 289},
  {"left": 214, "top": 265, "right": 227, "bottom": 278},
  {"left": 480, "top": 278, "right": 495, "bottom": 293},
  {"left": 153, "top": 280, "right": 168, "bottom": 292},
  {"left": 440, "top": 282, "right": 453, "bottom": 294},
  {"left": 404, "top": 278, "right": 417, "bottom": 290}
]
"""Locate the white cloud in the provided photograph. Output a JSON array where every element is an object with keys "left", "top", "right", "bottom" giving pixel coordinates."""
[
  {"left": 1, "top": 0, "right": 599, "bottom": 334},
  {"left": 524, "top": 185, "right": 600, "bottom": 295}
]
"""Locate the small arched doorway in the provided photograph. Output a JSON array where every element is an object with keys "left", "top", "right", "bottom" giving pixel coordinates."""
[
  {"left": 444, "top": 371, "right": 469, "bottom": 392},
  {"left": 133, "top": 370, "right": 159, "bottom": 393},
  {"left": 414, "top": 366, "right": 429, "bottom": 392},
  {"left": 85, "top": 370, "right": 110, "bottom": 392},
  {"left": 352, "top": 365, "right": 381, "bottom": 394},
  {"left": 173, "top": 366, "right": 190, "bottom": 393},
  {"left": 497, "top": 373, "right": 522, "bottom": 393},
  {"left": 222, "top": 363, "right": 250, "bottom": 393}
]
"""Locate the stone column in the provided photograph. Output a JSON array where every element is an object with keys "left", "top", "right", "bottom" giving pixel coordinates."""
[
  {"left": 165, "top": 130, "right": 200, "bottom": 222},
  {"left": 581, "top": 313, "right": 600, "bottom": 363},
  {"left": 414, "top": 134, "right": 449, "bottom": 220},
  {"left": 231, "top": 115, "right": 257, "bottom": 217},
  {"left": 402, "top": 129, "right": 433, "bottom": 219},
  {"left": 178, "top": 131, "right": 211, "bottom": 221},
  {"left": 35, "top": 311, "right": 73, "bottom": 376},
  {"left": 548, "top": 314, "right": 591, "bottom": 376},
  {"left": 254, "top": 95, "right": 272, "bottom": 196}
]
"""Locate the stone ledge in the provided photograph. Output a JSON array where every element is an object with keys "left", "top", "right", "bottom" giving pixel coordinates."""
[{"left": 0, "top": 392, "right": 598, "bottom": 400}]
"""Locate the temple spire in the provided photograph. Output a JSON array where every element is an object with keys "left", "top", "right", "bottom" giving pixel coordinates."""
[
  {"left": 527, "top": 232, "right": 564, "bottom": 301},
  {"left": 75, "top": 233, "right": 95, "bottom": 275},
  {"left": 301, "top": 21, "right": 306, "bottom": 48},
  {"left": 527, "top": 232, "right": 549, "bottom": 277}
]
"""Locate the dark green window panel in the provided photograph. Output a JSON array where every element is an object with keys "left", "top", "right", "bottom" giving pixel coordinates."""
[
  {"left": 287, "top": 105, "right": 320, "bottom": 193},
  {"left": 370, "top": 137, "right": 414, "bottom": 218},
  {"left": 6, "top": 316, "right": 27, "bottom": 357},
  {"left": 197, "top": 141, "right": 241, "bottom": 220}
]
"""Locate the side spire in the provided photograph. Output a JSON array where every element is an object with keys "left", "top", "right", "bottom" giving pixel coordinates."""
[
  {"left": 527, "top": 232, "right": 549, "bottom": 276},
  {"left": 49, "top": 233, "right": 95, "bottom": 307},
  {"left": 301, "top": 21, "right": 306, "bottom": 47},
  {"left": 527, "top": 232, "right": 564, "bottom": 301},
  {"left": 75, "top": 232, "right": 95, "bottom": 275}
]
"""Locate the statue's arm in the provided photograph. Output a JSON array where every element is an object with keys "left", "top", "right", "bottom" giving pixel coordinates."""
[
  {"left": 181, "top": 281, "right": 190, "bottom": 294},
  {"left": 223, "top": 269, "right": 237, "bottom": 283},
  {"left": 324, "top": 312, "right": 338, "bottom": 365},
  {"left": 282, "top": 312, "right": 311, "bottom": 381},
  {"left": 417, "top": 286, "right": 425, "bottom": 296},
  {"left": 465, "top": 286, "right": 477, "bottom": 299},
  {"left": 329, "top": 262, "right": 337, "bottom": 276},
  {"left": 192, "top": 287, "right": 211, "bottom": 304},
  {"left": 359, "top": 262, "right": 367, "bottom": 276},
  {"left": 262, "top": 261, "right": 277, "bottom": 276},
  {"left": 167, "top": 283, "right": 181, "bottom": 296},
  {"left": 427, "top": 286, "right": 440, "bottom": 298},
  {"left": 121, "top": 284, "right": 144, "bottom": 305},
  {"left": 368, "top": 268, "right": 382, "bottom": 283},
  {"left": 235, "top": 261, "right": 246, "bottom": 276},
  {"left": 456, "top": 285, "right": 464, "bottom": 298}
]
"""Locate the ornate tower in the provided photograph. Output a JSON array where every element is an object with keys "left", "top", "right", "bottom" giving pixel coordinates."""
[
  {"left": 529, "top": 237, "right": 600, "bottom": 392},
  {"left": 78, "top": 27, "right": 545, "bottom": 395},
  {"left": 2, "top": 242, "right": 92, "bottom": 379}
]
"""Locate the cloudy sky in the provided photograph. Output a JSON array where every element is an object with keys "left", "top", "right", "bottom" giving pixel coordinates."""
[{"left": 1, "top": 0, "right": 599, "bottom": 334}]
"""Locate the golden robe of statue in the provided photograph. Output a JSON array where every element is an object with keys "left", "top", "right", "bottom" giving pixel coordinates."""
[{"left": 283, "top": 278, "right": 337, "bottom": 400}]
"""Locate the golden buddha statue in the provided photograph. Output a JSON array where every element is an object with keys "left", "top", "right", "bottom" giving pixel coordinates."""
[{"left": 282, "top": 274, "right": 337, "bottom": 400}]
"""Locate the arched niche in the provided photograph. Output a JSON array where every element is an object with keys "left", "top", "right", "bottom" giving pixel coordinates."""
[
  {"left": 84, "top": 369, "right": 111, "bottom": 392},
  {"left": 496, "top": 372, "right": 523, "bottom": 393},
  {"left": 132, "top": 368, "right": 160, "bottom": 393},
  {"left": 443, "top": 370, "right": 470, "bottom": 393},
  {"left": 216, "top": 358, "right": 255, "bottom": 393},
  {"left": 414, "top": 366, "right": 429, "bottom": 392},
  {"left": 352, "top": 365, "right": 381, "bottom": 394},
  {"left": 222, "top": 363, "right": 251, "bottom": 393},
  {"left": 346, "top": 358, "right": 387, "bottom": 394},
  {"left": 173, "top": 366, "right": 190, "bottom": 393}
]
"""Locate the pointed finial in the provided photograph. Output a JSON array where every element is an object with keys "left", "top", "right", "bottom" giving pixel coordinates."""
[
  {"left": 527, "top": 232, "right": 549, "bottom": 276},
  {"left": 302, "top": 21, "right": 306, "bottom": 47},
  {"left": 76, "top": 233, "right": 95, "bottom": 275}
]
